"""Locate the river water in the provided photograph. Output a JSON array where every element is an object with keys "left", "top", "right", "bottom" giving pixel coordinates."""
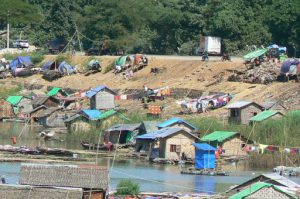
[{"left": 0, "top": 122, "right": 300, "bottom": 194}]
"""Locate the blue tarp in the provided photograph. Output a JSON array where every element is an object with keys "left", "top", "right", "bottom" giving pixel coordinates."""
[
  {"left": 158, "top": 117, "right": 198, "bottom": 130},
  {"left": 280, "top": 59, "right": 299, "bottom": 74},
  {"left": 58, "top": 61, "right": 76, "bottom": 74},
  {"left": 193, "top": 143, "right": 216, "bottom": 169},
  {"left": 136, "top": 127, "right": 183, "bottom": 140},
  {"left": 9, "top": 56, "right": 32, "bottom": 71},
  {"left": 80, "top": 109, "right": 102, "bottom": 120},
  {"left": 42, "top": 61, "right": 55, "bottom": 70},
  {"left": 85, "top": 85, "right": 116, "bottom": 98}
]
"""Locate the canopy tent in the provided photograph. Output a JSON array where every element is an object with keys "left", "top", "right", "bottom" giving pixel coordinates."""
[
  {"left": 134, "top": 54, "right": 148, "bottom": 65},
  {"left": 114, "top": 56, "right": 133, "bottom": 71},
  {"left": 243, "top": 49, "right": 268, "bottom": 60},
  {"left": 42, "top": 61, "right": 57, "bottom": 70},
  {"left": 9, "top": 56, "right": 32, "bottom": 71},
  {"left": 115, "top": 56, "right": 128, "bottom": 66},
  {"left": 58, "top": 61, "right": 76, "bottom": 74}
]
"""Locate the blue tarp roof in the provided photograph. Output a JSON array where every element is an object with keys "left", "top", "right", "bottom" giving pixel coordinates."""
[
  {"left": 10, "top": 56, "right": 32, "bottom": 71},
  {"left": 193, "top": 143, "right": 217, "bottom": 151},
  {"left": 281, "top": 59, "right": 299, "bottom": 73},
  {"left": 136, "top": 127, "right": 183, "bottom": 139},
  {"left": 80, "top": 109, "right": 102, "bottom": 120},
  {"left": 86, "top": 85, "right": 116, "bottom": 98},
  {"left": 158, "top": 117, "right": 197, "bottom": 130},
  {"left": 42, "top": 61, "right": 55, "bottom": 70}
]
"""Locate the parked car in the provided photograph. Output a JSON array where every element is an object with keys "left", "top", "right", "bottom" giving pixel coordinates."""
[{"left": 13, "top": 40, "right": 29, "bottom": 49}]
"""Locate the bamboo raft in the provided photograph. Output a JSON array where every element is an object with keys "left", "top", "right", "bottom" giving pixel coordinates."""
[{"left": 181, "top": 169, "right": 229, "bottom": 176}]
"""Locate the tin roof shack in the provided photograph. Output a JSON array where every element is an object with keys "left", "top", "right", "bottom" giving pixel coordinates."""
[
  {"left": 19, "top": 164, "right": 108, "bottom": 199},
  {"left": 193, "top": 143, "right": 217, "bottom": 170},
  {"left": 31, "top": 95, "right": 60, "bottom": 109},
  {"left": 158, "top": 117, "right": 198, "bottom": 133},
  {"left": 47, "top": 87, "right": 68, "bottom": 98},
  {"left": 262, "top": 100, "right": 287, "bottom": 112},
  {"left": 0, "top": 184, "right": 83, "bottom": 199},
  {"left": 26, "top": 105, "right": 47, "bottom": 124},
  {"left": 6, "top": 95, "right": 33, "bottom": 115},
  {"left": 64, "top": 109, "right": 102, "bottom": 132},
  {"left": 227, "top": 101, "right": 264, "bottom": 125},
  {"left": 229, "top": 182, "right": 298, "bottom": 199},
  {"left": 86, "top": 85, "right": 117, "bottom": 110},
  {"left": 105, "top": 123, "right": 141, "bottom": 144},
  {"left": 0, "top": 99, "right": 14, "bottom": 119},
  {"left": 138, "top": 121, "right": 159, "bottom": 135},
  {"left": 136, "top": 127, "right": 199, "bottom": 161},
  {"left": 200, "top": 131, "right": 252, "bottom": 157},
  {"left": 227, "top": 173, "right": 300, "bottom": 197},
  {"left": 250, "top": 110, "right": 284, "bottom": 124}
]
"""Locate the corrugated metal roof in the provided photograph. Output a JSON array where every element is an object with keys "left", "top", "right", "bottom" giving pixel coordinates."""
[
  {"left": 81, "top": 109, "right": 102, "bottom": 120},
  {"left": 35, "top": 107, "right": 61, "bottom": 118},
  {"left": 263, "top": 173, "right": 300, "bottom": 189},
  {"left": 136, "top": 127, "right": 198, "bottom": 140},
  {"left": 86, "top": 85, "right": 116, "bottom": 98},
  {"left": 229, "top": 182, "right": 297, "bottom": 199},
  {"left": 200, "top": 131, "right": 237, "bottom": 143},
  {"left": 226, "top": 100, "right": 253, "bottom": 109},
  {"left": 158, "top": 117, "right": 197, "bottom": 130},
  {"left": 250, "top": 110, "right": 283, "bottom": 122},
  {"left": 106, "top": 123, "right": 140, "bottom": 132},
  {"left": 6, "top": 96, "right": 23, "bottom": 105},
  {"left": 64, "top": 114, "right": 81, "bottom": 123},
  {"left": 193, "top": 143, "right": 217, "bottom": 151},
  {"left": 141, "top": 121, "right": 159, "bottom": 133}
]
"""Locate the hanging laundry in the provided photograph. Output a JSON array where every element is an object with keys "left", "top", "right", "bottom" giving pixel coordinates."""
[
  {"left": 284, "top": 148, "right": 291, "bottom": 153},
  {"left": 259, "top": 144, "right": 268, "bottom": 154}
]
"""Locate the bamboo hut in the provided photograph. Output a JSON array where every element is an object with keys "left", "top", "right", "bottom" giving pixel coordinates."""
[
  {"left": 0, "top": 99, "right": 14, "bottom": 119},
  {"left": 86, "top": 85, "right": 117, "bottom": 110},
  {"left": 227, "top": 101, "right": 264, "bottom": 124}
]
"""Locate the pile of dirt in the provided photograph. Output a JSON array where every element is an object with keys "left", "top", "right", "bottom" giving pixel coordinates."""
[{"left": 228, "top": 62, "right": 280, "bottom": 84}]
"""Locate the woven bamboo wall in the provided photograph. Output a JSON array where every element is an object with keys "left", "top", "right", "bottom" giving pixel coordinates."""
[
  {"left": 222, "top": 137, "right": 247, "bottom": 156},
  {"left": 245, "top": 187, "right": 291, "bottom": 199},
  {"left": 20, "top": 164, "right": 108, "bottom": 189},
  {"left": 0, "top": 184, "right": 83, "bottom": 199}
]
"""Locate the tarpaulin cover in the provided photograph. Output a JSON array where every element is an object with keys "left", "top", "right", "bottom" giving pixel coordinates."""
[
  {"left": 9, "top": 56, "right": 32, "bottom": 71},
  {"left": 6, "top": 96, "right": 23, "bottom": 105},
  {"left": 81, "top": 109, "right": 102, "bottom": 120},
  {"left": 280, "top": 59, "right": 300, "bottom": 73},
  {"left": 243, "top": 49, "right": 268, "bottom": 60},
  {"left": 193, "top": 143, "right": 216, "bottom": 169},
  {"left": 58, "top": 61, "right": 76, "bottom": 74},
  {"left": 115, "top": 56, "right": 128, "bottom": 66},
  {"left": 158, "top": 117, "right": 198, "bottom": 130},
  {"left": 42, "top": 61, "right": 56, "bottom": 70}
]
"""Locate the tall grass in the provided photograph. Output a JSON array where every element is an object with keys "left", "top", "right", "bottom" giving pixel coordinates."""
[{"left": 0, "top": 85, "right": 23, "bottom": 98}]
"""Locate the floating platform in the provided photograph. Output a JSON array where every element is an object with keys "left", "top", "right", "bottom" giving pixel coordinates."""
[{"left": 181, "top": 169, "right": 229, "bottom": 176}]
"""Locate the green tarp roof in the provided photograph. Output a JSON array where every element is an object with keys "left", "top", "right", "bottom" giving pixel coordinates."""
[
  {"left": 6, "top": 96, "right": 23, "bottom": 105},
  {"left": 243, "top": 48, "right": 268, "bottom": 60},
  {"left": 229, "top": 182, "right": 297, "bottom": 199},
  {"left": 200, "top": 131, "right": 237, "bottom": 143},
  {"left": 250, "top": 110, "right": 281, "bottom": 122},
  {"left": 115, "top": 56, "right": 128, "bottom": 66},
  {"left": 96, "top": 109, "right": 117, "bottom": 120},
  {"left": 47, "top": 87, "right": 68, "bottom": 97}
]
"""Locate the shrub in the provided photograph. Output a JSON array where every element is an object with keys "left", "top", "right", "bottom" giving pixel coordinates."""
[
  {"left": 116, "top": 179, "right": 140, "bottom": 196},
  {"left": 31, "top": 51, "right": 45, "bottom": 64}
]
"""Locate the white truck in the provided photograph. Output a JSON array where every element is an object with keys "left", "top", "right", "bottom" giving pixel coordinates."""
[{"left": 199, "top": 36, "right": 221, "bottom": 55}]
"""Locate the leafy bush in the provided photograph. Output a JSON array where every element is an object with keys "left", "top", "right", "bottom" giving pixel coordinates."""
[
  {"left": 31, "top": 51, "right": 45, "bottom": 64},
  {"left": 116, "top": 179, "right": 140, "bottom": 196}
]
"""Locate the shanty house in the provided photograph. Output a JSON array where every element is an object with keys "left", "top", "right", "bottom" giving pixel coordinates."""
[
  {"left": 31, "top": 95, "right": 60, "bottom": 109},
  {"left": 136, "top": 127, "right": 199, "bottom": 160},
  {"left": 34, "top": 107, "right": 63, "bottom": 127},
  {"left": 26, "top": 105, "right": 47, "bottom": 124},
  {"left": 157, "top": 117, "right": 198, "bottom": 133},
  {"left": 227, "top": 173, "right": 300, "bottom": 197},
  {"left": 193, "top": 143, "right": 217, "bottom": 170},
  {"left": 0, "top": 99, "right": 14, "bottom": 119},
  {"left": 47, "top": 87, "right": 68, "bottom": 98},
  {"left": 6, "top": 95, "right": 33, "bottom": 115},
  {"left": 200, "top": 131, "right": 251, "bottom": 157},
  {"left": 64, "top": 109, "right": 102, "bottom": 132},
  {"left": 250, "top": 110, "right": 284, "bottom": 123},
  {"left": 104, "top": 123, "right": 141, "bottom": 144},
  {"left": 229, "top": 182, "right": 298, "bottom": 199},
  {"left": 86, "top": 85, "right": 117, "bottom": 110},
  {"left": 227, "top": 101, "right": 264, "bottom": 125},
  {"left": 138, "top": 121, "right": 159, "bottom": 135},
  {"left": 19, "top": 164, "right": 108, "bottom": 199}
]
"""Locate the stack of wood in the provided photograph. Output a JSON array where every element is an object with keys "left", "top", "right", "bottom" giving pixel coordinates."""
[{"left": 228, "top": 62, "right": 280, "bottom": 84}]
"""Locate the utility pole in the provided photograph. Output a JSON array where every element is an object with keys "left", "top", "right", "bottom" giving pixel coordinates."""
[{"left": 6, "top": 11, "right": 10, "bottom": 49}]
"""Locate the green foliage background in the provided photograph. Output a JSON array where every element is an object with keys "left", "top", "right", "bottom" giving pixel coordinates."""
[{"left": 0, "top": 0, "right": 299, "bottom": 55}]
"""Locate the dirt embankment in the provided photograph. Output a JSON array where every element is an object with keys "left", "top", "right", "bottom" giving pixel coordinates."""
[{"left": 1, "top": 55, "right": 300, "bottom": 117}]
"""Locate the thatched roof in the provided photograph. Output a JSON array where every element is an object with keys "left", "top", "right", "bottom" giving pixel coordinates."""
[
  {"left": 19, "top": 164, "right": 108, "bottom": 189},
  {"left": 0, "top": 184, "right": 83, "bottom": 199}
]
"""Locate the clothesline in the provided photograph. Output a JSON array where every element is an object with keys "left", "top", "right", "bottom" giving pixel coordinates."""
[{"left": 244, "top": 143, "right": 300, "bottom": 154}]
